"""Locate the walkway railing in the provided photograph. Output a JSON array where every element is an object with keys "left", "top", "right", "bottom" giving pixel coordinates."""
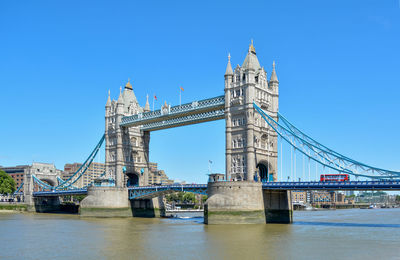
[{"left": 120, "top": 95, "right": 225, "bottom": 129}]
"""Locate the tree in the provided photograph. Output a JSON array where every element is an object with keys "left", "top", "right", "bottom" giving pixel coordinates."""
[{"left": 0, "top": 170, "right": 16, "bottom": 194}]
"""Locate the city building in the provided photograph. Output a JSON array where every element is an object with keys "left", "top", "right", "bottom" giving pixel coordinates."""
[
  {"left": 291, "top": 190, "right": 308, "bottom": 204},
  {"left": 63, "top": 162, "right": 106, "bottom": 188},
  {"left": 148, "top": 162, "right": 174, "bottom": 185},
  {"left": 1, "top": 163, "right": 62, "bottom": 192},
  {"left": 0, "top": 165, "right": 29, "bottom": 192}
]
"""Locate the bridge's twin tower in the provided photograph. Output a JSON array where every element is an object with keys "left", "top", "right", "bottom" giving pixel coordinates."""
[
  {"left": 86, "top": 42, "right": 292, "bottom": 223},
  {"left": 104, "top": 42, "right": 279, "bottom": 187},
  {"left": 224, "top": 43, "right": 279, "bottom": 183}
]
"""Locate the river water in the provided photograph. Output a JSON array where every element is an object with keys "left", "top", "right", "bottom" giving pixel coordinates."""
[{"left": 1, "top": 209, "right": 399, "bottom": 260}]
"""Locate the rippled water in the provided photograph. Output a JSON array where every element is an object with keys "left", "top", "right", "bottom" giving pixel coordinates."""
[{"left": 1, "top": 209, "right": 399, "bottom": 259}]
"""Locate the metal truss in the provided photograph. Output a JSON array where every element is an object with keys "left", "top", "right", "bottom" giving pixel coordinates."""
[
  {"left": 33, "top": 189, "right": 88, "bottom": 197},
  {"left": 32, "top": 135, "right": 105, "bottom": 191},
  {"left": 120, "top": 95, "right": 225, "bottom": 130},
  {"left": 141, "top": 109, "right": 225, "bottom": 131},
  {"left": 128, "top": 184, "right": 208, "bottom": 199},
  {"left": 254, "top": 102, "right": 400, "bottom": 180},
  {"left": 263, "top": 181, "right": 400, "bottom": 190}
]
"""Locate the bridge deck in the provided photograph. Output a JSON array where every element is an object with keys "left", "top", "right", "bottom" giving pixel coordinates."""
[{"left": 32, "top": 181, "right": 400, "bottom": 198}]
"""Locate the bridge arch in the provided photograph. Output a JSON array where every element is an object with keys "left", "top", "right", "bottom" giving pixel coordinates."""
[
  {"left": 126, "top": 172, "right": 139, "bottom": 187},
  {"left": 256, "top": 161, "right": 274, "bottom": 182}
]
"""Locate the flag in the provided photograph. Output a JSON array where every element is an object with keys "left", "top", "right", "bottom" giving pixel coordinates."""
[
  {"left": 154, "top": 95, "right": 157, "bottom": 100},
  {"left": 180, "top": 87, "right": 184, "bottom": 91}
]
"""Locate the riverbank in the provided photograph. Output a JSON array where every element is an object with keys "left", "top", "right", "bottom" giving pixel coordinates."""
[{"left": 0, "top": 203, "right": 28, "bottom": 212}]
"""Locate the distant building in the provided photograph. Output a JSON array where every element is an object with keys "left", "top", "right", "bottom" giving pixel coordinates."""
[
  {"left": 148, "top": 162, "right": 174, "bottom": 185},
  {"left": 63, "top": 162, "right": 105, "bottom": 188},
  {"left": 0, "top": 165, "right": 29, "bottom": 192},
  {"left": 310, "top": 191, "right": 336, "bottom": 205},
  {"left": 1, "top": 163, "right": 62, "bottom": 192},
  {"left": 291, "top": 190, "right": 308, "bottom": 204}
]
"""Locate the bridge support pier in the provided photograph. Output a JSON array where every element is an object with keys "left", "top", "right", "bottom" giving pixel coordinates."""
[
  {"left": 205, "top": 181, "right": 266, "bottom": 224},
  {"left": 263, "top": 190, "right": 293, "bottom": 223},
  {"left": 204, "top": 181, "right": 293, "bottom": 224},
  {"left": 80, "top": 187, "right": 132, "bottom": 217},
  {"left": 32, "top": 197, "right": 61, "bottom": 213},
  {"left": 130, "top": 196, "right": 165, "bottom": 218}
]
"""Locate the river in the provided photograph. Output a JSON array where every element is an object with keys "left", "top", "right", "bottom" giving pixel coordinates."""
[{"left": 1, "top": 209, "right": 399, "bottom": 259}]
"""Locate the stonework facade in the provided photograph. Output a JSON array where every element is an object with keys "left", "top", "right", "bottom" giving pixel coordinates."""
[
  {"left": 224, "top": 42, "right": 279, "bottom": 182},
  {"left": 105, "top": 81, "right": 151, "bottom": 187}
]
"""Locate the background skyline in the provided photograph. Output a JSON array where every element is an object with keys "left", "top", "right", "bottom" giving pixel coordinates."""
[{"left": 1, "top": 0, "right": 400, "bottom": 183}]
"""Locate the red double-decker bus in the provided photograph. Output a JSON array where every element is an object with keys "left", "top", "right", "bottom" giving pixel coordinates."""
[{"left": 320, "top": 174, "right": 350, "bottom": 182}]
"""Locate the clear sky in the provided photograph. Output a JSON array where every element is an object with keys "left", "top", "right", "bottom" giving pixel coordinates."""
[{"left": 1, "top": 0, "right": 400, "bottom": 183}]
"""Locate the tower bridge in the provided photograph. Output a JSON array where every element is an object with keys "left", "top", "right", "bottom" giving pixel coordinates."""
[{"left": 24, "top": 41, "right": 400, "bottom": 224}]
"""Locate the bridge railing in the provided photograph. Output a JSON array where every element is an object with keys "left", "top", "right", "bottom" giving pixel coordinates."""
[{"left": 121, "top": 95, "right": 225, "bottom": 126}]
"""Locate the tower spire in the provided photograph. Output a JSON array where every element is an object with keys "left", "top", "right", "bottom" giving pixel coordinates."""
[
  {"left": 106, "top": 90, "right": 111, "bottom": 107},
  {"left": 144, "top": 94, "right": 150, "bottom": 111},
  {"left": 270, "top": 61, "right": 278, "bottom": 82},
  {"left": 225, "top": 53, "right": 233, "bottom": 76},
  {"left": 117, "top": 86, "right": 123, "bottom": 103}
]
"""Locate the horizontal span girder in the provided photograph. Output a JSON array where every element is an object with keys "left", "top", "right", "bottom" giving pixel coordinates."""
[
  {"left": 120, "top": 95, "right": 225, "bottom": 129},
  {"left": 141, "top": 109, "right": 225, "bottom": 131},
  {"left": 33, "top": 189, "right": 88, "bottom": 197},
  {"left": 128, "top": 184, "right": 208, "bottom": 199},
  {"left": 262, "top": 181, "right": 400, "bottom": 190}
]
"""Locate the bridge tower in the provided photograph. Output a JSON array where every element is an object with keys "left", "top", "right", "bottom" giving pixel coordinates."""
[
  {"left": 105, "top": 81, "right": 151, "bottom": 188},
  {"left": 224, "top": 41, "right": 279, "bottom": 182}
]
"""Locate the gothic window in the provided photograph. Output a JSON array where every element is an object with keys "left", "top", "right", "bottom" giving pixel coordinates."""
[
  {"left": 238, "top": 139, "right": 242, "bottom": 148},
  {"left": 236, "top": 90, "right": 240, "bottom": 97},
  {"left": 242, "top": 74, "right": 246, "bottom": 81},
  {"left": 233, "top": 119, "right": 236, "bottom": 126},
  {"left": 255, "top": 76, "right": 259, "bottom": 83},
  {"left": 131, "top": 137, "right": 137, "bottom": 147},
  {"left": 236, "top": 75, "right": 240, "bottom": 82}
]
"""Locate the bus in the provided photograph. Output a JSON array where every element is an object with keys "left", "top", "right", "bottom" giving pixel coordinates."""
[{"left": 320, "top": 174, "right": 350, "bottom": 182}]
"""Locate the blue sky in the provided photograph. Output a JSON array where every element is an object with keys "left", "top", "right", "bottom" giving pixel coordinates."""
[{"left": 1, "top": 0, "right": 400, "bottom": 183}]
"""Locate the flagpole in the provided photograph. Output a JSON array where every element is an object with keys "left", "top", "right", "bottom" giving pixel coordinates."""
[
  {"left": 153, "top": 95, "right": 155, "bottom": 111},
  {"left": 179, "top": 89, "right": 181, "bottom": 107}
]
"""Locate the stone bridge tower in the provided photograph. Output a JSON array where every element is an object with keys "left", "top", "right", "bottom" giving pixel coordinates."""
[
  {"left": 224, "top": 42, "right": 279, "bottom": 182},
  {"left": 105, "top": 81, "right": 151, "bottom": 187}
]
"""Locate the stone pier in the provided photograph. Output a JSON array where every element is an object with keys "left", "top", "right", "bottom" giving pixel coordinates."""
[
  {"left": 263, "top": 190, "right": 293, "bottom": 223},
  {"left": 80, "top": 186, "right": 132, "bottom": 217},
  {"left": 204, "top": 181, "right": 293, "bottom": 224},
  {"left": 205, "top": 181, "right": 266, "bottom": 224}
]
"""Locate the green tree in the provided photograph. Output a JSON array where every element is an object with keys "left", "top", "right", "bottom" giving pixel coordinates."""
[
  {"left": 183, "top": 192, "right": 195, "bottom": 203},
  {"left": 0, "top": 170, "right": 16, "bottom": 194}
]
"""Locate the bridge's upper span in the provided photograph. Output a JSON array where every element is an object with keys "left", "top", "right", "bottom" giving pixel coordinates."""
[{"left": 120, "top": 95, "right": 225, "bottom": 131}]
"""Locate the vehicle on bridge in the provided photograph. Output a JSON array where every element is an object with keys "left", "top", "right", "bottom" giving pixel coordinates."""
[{"left": 320, "top": 174, "right": 350, "bottom": 182}]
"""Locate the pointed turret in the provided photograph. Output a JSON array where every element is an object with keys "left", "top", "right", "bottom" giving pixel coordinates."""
[
  {"left": 225, "top": 53, "right": 233, "bottom": 76},
  {"left": 270, "top": 61, "right": 278, "bottom": 82},
  {"left": 106, "top": 90, "right": 111, "bottom": 107},
  {"left": 242, "top": 40, "right": 261, "bottom": 70},
  {"left": 117, "top": 86, "right": 123, "bottom": 104},
  {"left": 125, "top": 79, "right": 133, "bottom": 90},
  {"left": 144, "top": 94, "right": 150, "bottom": 112}
]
